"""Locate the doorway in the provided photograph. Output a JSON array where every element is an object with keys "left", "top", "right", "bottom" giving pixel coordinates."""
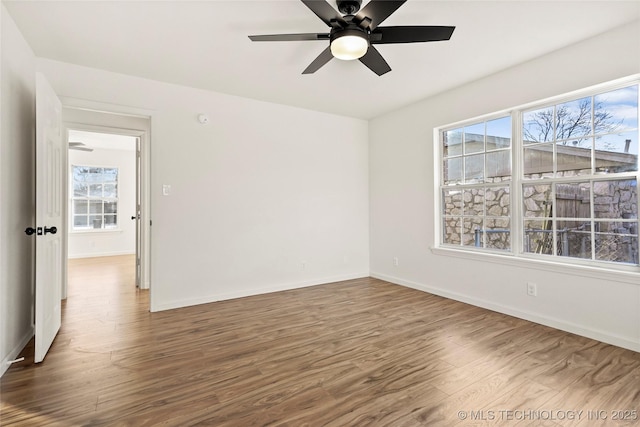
[
  {"left": 62, "top": 107, "right": 151, "bottom": 304},
  {"left": 67, "top": 130, "right": 140, "bottom": 289}
]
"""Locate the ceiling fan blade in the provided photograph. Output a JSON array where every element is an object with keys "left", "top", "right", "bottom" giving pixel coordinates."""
[
  {"left": 371, "top": 26, "right": 456, "bottom": 44},
  {"left": 249, "top": 33, "right": 329, "bottom": 42},
  {"left": 359, "top": 46, "right": 391, "bottom": 76},
  {"left": 354, "top": 0, "right": 406, "bottom": 30},
  {"left": 301, "top": 0, "right": 347, "bottom": 28},
  {"left": 302, "top": 46, "right": 334, "bottom": 74}
]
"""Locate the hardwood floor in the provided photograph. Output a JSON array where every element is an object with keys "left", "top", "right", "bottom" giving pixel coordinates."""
[{"left": 1, "top": 255, "right": 639, "bottom": 426}]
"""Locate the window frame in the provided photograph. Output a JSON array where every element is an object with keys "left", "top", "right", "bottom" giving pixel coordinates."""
[
  {"left": 70, "top": 164, "right": 120, "bottom": 232},
  {"left": 440, "top": 113, "right": 514, "bottom": 251},
  {"left": 434, "top": 75, "right": 640, "bottom": 276}
]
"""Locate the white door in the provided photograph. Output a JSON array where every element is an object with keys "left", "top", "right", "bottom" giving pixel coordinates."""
[
  {"left": 134, "top": 136, "right": 142, "bottom": 287},
  {"left": 34, "top": 72, "right": 63, "bottom": 363}
]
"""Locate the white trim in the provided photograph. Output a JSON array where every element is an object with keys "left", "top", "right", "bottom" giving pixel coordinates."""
[
  {"left": 62, "top": 106, "right": 152, "bottom": 296},
  {"left": 69, "top": 229, "right": 123, "bottom": 235},
  {"left": 0, "top": 328, "right": 33, "bottom": 378},
  {"left": 59, "top": 97, "right": 156, "bottom": 119},
  {"left": 151, "top": 272, "right": 369, "bottom": 312},
  {"left": 371, "top": 271, "right": 640, "bottom": 353},
  {"left": 431, "top": 246, "right": 639, "bottom": 284}
]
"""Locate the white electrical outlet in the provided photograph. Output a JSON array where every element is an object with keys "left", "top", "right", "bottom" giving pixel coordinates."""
[
  {"left": 527, "top": 282, "right": 537, "bottom": 297},
  {"left": 393, "top": 257, "right": 399, "bottom": 266}
]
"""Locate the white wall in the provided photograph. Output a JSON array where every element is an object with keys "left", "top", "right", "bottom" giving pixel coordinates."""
[
  {"left": 369, "top": 21, "right": 640, "bottom": 352},
  {"left": 38, "top": 58, "right": 370, "bottom": 311},
  {"left": 67, "top": 146, "right": 136, "bottom": 258},
  {"left": 0, "top": 4, "right": 36, "bottom": 376}
]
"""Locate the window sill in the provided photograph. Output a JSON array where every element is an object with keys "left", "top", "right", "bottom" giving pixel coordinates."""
[
  {"left": 430, "top": 246, "right": 640, "bottom": 285},
  {"left": 70, "top": 229, "right": 124, "bottom": 235}
]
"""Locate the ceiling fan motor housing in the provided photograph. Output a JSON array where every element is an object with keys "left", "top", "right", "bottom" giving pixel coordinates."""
[
  {"left": 337, "top": 0, "right": 362, "bottom": 15},
  {"left": 330, "top": 24, "right": 369, "bottom": 45}
]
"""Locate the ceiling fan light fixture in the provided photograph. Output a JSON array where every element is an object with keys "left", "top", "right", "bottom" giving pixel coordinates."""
[{"left": 330, "top": 32, "right": 368, "bottom": 61}]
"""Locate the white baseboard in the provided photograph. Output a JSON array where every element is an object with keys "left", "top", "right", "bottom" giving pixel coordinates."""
[
  {"left": 370, "top": 271, "right": 640, "bottom": 353},
  {"left": 1, "top": 328, "right": 34, "bottom": 378},
  {"left": 151, "top": 272, "right": 369, "bottom": 312},
  {"left": 68, "top": 251, "right": 135, "bottom": 259}
]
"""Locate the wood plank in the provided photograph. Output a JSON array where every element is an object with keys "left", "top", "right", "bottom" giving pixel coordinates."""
[{"left": 1, "top": 255, "right": 639, "bottom": 426}]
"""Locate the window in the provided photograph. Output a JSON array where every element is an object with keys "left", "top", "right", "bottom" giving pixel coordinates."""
[
  {"left": 442, "top": 116, "right": 512, "bottom": 250},
  {"left": 71, "top": 166, "right": 119, "bottom": 230},
  {"left": 438, "top": 80, "right": 639, "bottom": 268}
]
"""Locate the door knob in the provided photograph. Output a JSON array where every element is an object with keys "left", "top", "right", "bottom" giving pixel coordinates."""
[
  {"left": 44, "top": 226, "right": 57, "bottom": 235},
  {"left": 25, "top": 227, "right": 36, "bottom": 236},
  {"left": 131, "top": 216, "right": 136, "bottom": 220}
]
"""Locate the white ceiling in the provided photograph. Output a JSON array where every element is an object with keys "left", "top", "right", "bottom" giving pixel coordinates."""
[{"left": 4, "top": 1, "right": 640, "bottom": 119}]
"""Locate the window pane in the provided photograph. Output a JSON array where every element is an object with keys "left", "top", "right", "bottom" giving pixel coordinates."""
[
  {"left": 464, "top": 123, "right": 485, "bottom": 154},
  {"left": 523, "top": 184, "right": 552, "bottom": 218},
  {"left": 463, "top": 188, "right": 483, "bottom": 216},
  {"left": 557, "top": 221, "right": 591, "bottom": 260},
  {"left": 73, "top": 182, "right": 88, "bottom": 197},
  {"left": 103, "top": 168, "right": 118, "bottom": 182},
  {"left": 486, "top": 186, "right": 510, "bottom": 216},
  {"left": 442, "top": 189, "right": 462, "bottom": 216},
  {"left": 87, "top": 168, "right": 103, "bottom": 182},
  {"left": 89, "top": 200, "right": 103, "bottom": 214},
  {"left": 73, "top": 200, "right": 88, "bottom": 214},
  {"left": 485, "top": 218, "right": 511, "bottom": 251},
  {"left": 89, "top": 183, "right": 103, "bottom": 197},
  {"left": 555, "top": 97, "right": 591, "bottom": 141},
  {"left": 73, "top": 166, "right": 89, "bottom": 182},
  {"left": 73, "top": 215, "right": 88, "bottom": 228},
  {"left": 104, "top": 215, "right": 117, "bottom": 228},
  {"left": 594, "top": 221, "right": 639, "bottom": 264},
  {"left": 557, "top": 139, "right": 592, "bottom": 176},
  {"left": 593, "top": 179, "right": 637, "bottom": 219},
  {"left": 443, "top": 217, "right": 461, "bottom": 245},
  {"left": 523, "top": 143, "right": 554, "bottom": 178},
  {"left": 463, "top": 218, "right": 483, "bottom": 247},
  {"left": 104, "top": 201, "right": 117, "bottom": 214},
  {"left": 524, "top": 219, "right": 554, "bottom": 255},
  {"left": 523, "top": 106, "right": 554, "bottom": 143},
  {"left": 594, "top": 130, "right": 638, "bottom": 173},
  {"left": 464, "top": 154, "right": 484, "bottom": 183},
  {"left": 486, "top": 150, "right": 511, "bottom": 182},
  {"left": 486, "top": 116, "right": 511, "bottom": 149},
  {"left": 90, "top": 215, "right": 102, "bottom": 229},
  {"left": 555, "top": 182, "right": 591, "bottom": 219},
  {"left": 443, "top": 158, "right": 462, "bottom": 185},
  {"left": 444, "top": 128, "right": 463, "bottom": 157},
  {"left": 103, "top": 183, "right": 117, "bottom": 198},
  {"left": 594, "top": 85, "right": 639, "bottom": 133}
]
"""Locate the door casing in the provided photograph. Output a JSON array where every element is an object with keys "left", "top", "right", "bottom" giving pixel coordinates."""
[{"left": 61, "top": 105, "right": 151, "bottom": 302}]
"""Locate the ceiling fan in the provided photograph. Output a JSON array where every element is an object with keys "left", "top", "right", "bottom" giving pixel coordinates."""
[
  {"left": 248, "top": 0, "right": 455, "bottom": 76},
  {"left": 69, "top": 142, "right": 93, "bottom": 152}
]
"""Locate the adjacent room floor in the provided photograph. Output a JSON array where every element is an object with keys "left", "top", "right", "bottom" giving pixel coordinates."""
[{"left": 1, "top": 255, "right": 639, "bottom": 426}]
